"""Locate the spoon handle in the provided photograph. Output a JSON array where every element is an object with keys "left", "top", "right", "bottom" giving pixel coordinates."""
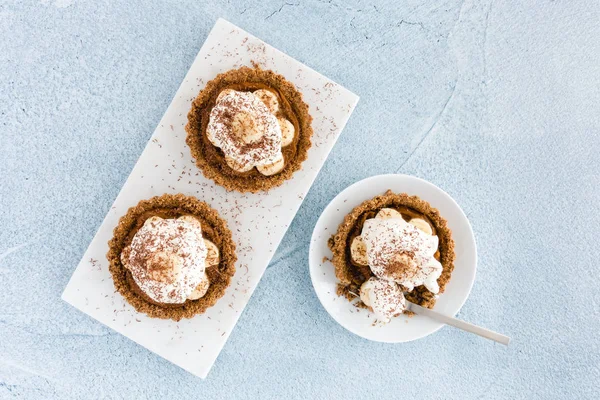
[{"left": 406, "top": 302, "right": 510, "bottom": 346}]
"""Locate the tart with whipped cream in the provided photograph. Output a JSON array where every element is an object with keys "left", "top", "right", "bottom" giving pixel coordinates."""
[
  {"left": 107, "top": 194, "right": 236, "bottom": 320},
  {"left": 328, "top": 190, "right": 455, "bottom": 323},
  {"left": 185, "top": 66, "right": 313, "bottom": 192}
]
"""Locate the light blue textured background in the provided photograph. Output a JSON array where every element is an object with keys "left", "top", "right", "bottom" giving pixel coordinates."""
[{"left": 1, "top": 0, "right": 599, "bottom": 399}]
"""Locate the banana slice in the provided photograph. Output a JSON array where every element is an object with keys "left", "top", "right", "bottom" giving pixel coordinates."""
[
  {"left": 232, "top": 111, "right": 263, "bottom": 143},
  {"left": 359, "top": 278, "right": 374, "bottom": 307},
  {"left": 225, "top": 156, "right": 253, "bottom": 173},
  {"left": 257, "top": 153, "right": 285, "bottom": 176},
  {"left": 216, "top": 88, "right": 235, "bottom": 102},
  {"left": 204, "top": 239, "right": 220, "bottom": 267},
  {"left": 187, "top": 273, "right": 210, "bottom": 300},
  {"left": 253, "top": 89, "right": 279, "bottom": 113},
  {"left": 120, "top": 245, "right": 131, "bottom": 269},
  {"left": 350, "top": 236, "right": 368, "bottom": 266},
  {"left": 375, "top": 208, "right": 402, "bottom": 220},
  {"left": 206, "top": 127, "right": 218, "bottom": 145},
  {"left": 178, "top": 215, "right": 202, "bottom": 228},
  {"left": 278, "top": 118, "right": 295, "bottom": 147},
  {"left": 145, "top": 216, "right": 163, "bottom": 225},
  {"left": 409, "top": 218, "right": 433, "bottom": 235}
]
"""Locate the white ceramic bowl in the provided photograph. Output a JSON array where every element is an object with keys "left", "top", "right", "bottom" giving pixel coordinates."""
[{"left": 309, "top": 174, "right": 477, "bottom": 343}]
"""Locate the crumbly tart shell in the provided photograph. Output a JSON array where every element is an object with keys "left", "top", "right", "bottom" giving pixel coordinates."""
[
  {"left": 185, "top": 66, "right": 313, "bottom": 193},
  {"left": 107, "top": 194, "right": 237, "bottom": 321},
  {"left": 328, "top": 190, "right": 456, "bottom": 309}
]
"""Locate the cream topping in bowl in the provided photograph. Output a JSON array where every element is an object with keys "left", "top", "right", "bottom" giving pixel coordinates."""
[
  {"left": 360, "top": 213, "right": 442, "bottom": 293},
  {"left": 359, "top": 277, "right": 406, "bottom": 323},
  {"left": 122, "top": 216, "right": 208, "bottom": 304}
]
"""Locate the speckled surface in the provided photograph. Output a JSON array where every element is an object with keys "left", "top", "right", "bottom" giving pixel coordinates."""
[
  {"left": 61, "top": 18, "right": 359, "bottom": 379},
  {"left": 1, "top": 1, "right": 599, "bottom": 399}
]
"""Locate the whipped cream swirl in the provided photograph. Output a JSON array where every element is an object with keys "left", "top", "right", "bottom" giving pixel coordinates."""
[
  {"left": 126, "top": 216, "right": 208, "bottom": 304},
  {"left": 361, "top": 216, "right": 442, "bottom": 293},
  {"left": 207, "top": 90, "right": 282, "bottom": 169}
]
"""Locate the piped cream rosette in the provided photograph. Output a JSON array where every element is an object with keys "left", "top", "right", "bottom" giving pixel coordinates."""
[
  {"left": 120, "top": 215, "right": 221, "bottom": 303},
  {"left": 351, "top": 208, "right": 443, "bottom": 323},
  {"left": 206, "top": 89, "right": 296, "bottom": 176}
]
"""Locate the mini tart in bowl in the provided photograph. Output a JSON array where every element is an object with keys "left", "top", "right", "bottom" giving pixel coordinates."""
[
  {"left": 185, "top": 66, "right": 313, "bottom": 193},
  {"left": 107, "top": 194, "right": 236, "bottom": 321},
  {"left": 328, "top": 190, "right": 455, "bottom": 311}
]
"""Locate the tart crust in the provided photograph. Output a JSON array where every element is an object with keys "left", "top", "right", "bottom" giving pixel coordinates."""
[
  {"left": 328, "top": 190, "right": 455, "bottom": 310},
  {"left": 107, "top": 194, "right": 237, "bottom": 321},
  {"left": 185, "top": 66, "right": 313, "bottom": 192}
]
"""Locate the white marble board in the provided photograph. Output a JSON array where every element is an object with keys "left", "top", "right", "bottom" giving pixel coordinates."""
[{"left": 61, "top": 18, "right": 359, "bottom": 379}]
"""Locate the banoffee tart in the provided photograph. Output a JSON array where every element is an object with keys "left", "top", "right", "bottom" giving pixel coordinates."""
[
  {"left": 107, "top": 194, "right": 236, "bottom": 321},
  {"left": 328, "top": 190, "right": 455, "bottom": 323},
  {"left": 185, "top": 66, "right": 313, "bottom": 192}
]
